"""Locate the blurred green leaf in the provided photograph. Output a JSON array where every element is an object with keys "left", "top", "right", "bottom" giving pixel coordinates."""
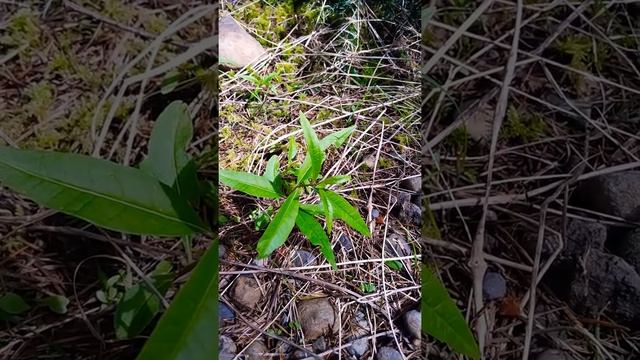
[
  {"left": 42, "top": 295, "right": 70, "bottom": 314},
  {"left": 264, "top": 155, "right": 280, "bottom": 182},
  {"left": 318, "top": 189, "right": 334, "bottom": 234},
  {"left": 136, "top": 242, "right": 219, "bottom": 360},
  {"left": 422, "top": 265, "right": 480, "bottom": 359},
  {"left": 115, "top": 261, "right": 174, "bottom": 340},
  {"left": 0, "top": 293, "right": 30, "bottom": 315},
  {"left": 0, "top": 146, "right": 207, "bottom": 236},
  {"left": 318, "top": 175, "right": 351, "bottom": 187},
  {"left": 319, "top": 126, "right": 355, "bottom": 149}
]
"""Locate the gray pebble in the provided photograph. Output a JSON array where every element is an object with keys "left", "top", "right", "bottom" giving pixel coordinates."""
[
  {"left": 219, "top": 244, "right": 227, "bottom": 259},
  {"left": 338, "top": 234, "right": 353, "bottom": 251},
  {"left": 312, "top": 336, "right": 327, "bottom": 352},
  {"left": 245, "top": 340, "right": 268, "bottom": 360},
  {"left": 292, "top": 250, "right": 316, "bottom": 267},
  {"left": 376, "top": 347, "right": 402, "bottom": 360},
  {"left": 403, "top": 310, "right": 421, "bottom": 339},
  {"left": 348, "top": 338, "right": 369, "bottom": 358},
  {"left": 218, "top": 302, "right": 235, "bottom": 325},
  {"left": 219, "top": 335, "right": 236, "bottom": 359},
  {"left": 536, "top": 349, "right": 570, "bottom": 360},
  {"left": 400, "top": 176, "right": 421, "bottom": 193},
  {"left": 483, "top": 271, "right": 507, "bottom": 300}
]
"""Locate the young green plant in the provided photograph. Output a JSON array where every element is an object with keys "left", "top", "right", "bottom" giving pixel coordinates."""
[{"left": 220, "top": 112, "right": 369, "bottom": 270}]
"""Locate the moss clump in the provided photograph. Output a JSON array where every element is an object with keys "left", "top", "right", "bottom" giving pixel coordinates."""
[
  {"left": 0, "top": 8, "right": 41, "bottom": 49},
  {"left": 23, "top": 82, "right": 56, "bottom": 121},
  {"left": 502, "top": 105, "right": 548, "bottom": 143}
]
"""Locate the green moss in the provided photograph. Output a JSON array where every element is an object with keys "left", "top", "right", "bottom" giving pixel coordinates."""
[
  {"left": 103, "top": 0, "right": 136, "bottom": 24},
  {"left": 0, "top": 8, "right": 41, "bottom": 47},
  {"left": 501, "top": 105, "right": 548, "bottom": 143},
  {"left": 24, "top": 82, "right": 55, "bottom": 121},
  {"left": 142, "top": 13, "right": 169, "bottom": 35},
  {"left": 378, "top": 157, "right": 394, "bottom": 169}
]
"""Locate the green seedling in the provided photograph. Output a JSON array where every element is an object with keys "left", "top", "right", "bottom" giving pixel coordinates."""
[
  {"left": 220, "top": 113, "right": 368, "bottom": 270},
  {"left": 240, "top": 71, "right": 280, "bottom": 101}
]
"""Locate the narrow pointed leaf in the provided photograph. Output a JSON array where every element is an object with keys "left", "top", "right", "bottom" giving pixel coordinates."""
[
  {"left": 220, "top": 169, "right": 281, "bottom": 199},
  {"left": 422, "top": 265, "right": 480, "bottom": 359},
  {"left": 296, "top": 210, "right": 337, "bottom": 270},
  {"left": 136, "top": 242, "right": 219, "bottom": 360},
  {"left": 256, "top": 191, "right": 300, "bottom": 258},
  {"left": 323, "top": 190, "right": 370, "bottom": 237},
  {"left": 297, "top": 113, "right": 324, "bottom": 184},
  {"left": 0, "top": 146, "right": 207, "bottom": 236},
  {"left": 287, "top": 137, "right": 297, "bottom": 163},
  {"left": 140, "top": 101, "right": 194, "bottom": 191},
  {"left": 318, "top": 189, "right": 333, "bottom": 234},
  {"left": 264, "top": 155, "right": 279, "bottom": 182},
  {"left": 42, "top": 295, "right": 70, "bottom": 314},
  {"left": 299, "top": 203, "right": 323, "bottom": 216},
  {"left": 297, "top": 127, "right": 355, "bottom": 184},
  {"left": 319, "top": 126, "right": 355, "bottom": 149},
  {"left": 318, "top": 175, "right": 351, "bottom": 187}
]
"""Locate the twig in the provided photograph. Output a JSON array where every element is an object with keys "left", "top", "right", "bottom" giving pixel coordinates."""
[{"left": 470, "top": 1, "right": 523, "bottom": 355}]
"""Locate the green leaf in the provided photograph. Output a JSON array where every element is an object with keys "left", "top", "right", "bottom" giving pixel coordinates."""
[
  {"left": 256, "top": 191, "right": 300, "bottom": 258},
  {"left": 318, "top": 189, "right": 334, "bottom": 234},
  {"left": 295, "top": 210, "right": 337, "bottom": 270},
  {"left": 323, "top": 190, "right": 370, "bottom": 237},
  {"left": 264, "top": 155, "right": 279, "bottom": 182},
  {"left": 42, "top": 295, "right": 69, "bottom": 314},
  {"left": 115, "top": 261, "right": 174, "bottom": 340},
  {"left": 220, "top": 169, "right": 281, "bottom": 199},
  {"left": 140, "top": 101, "right": 192, "bottom": 187},
  {"left": 299, "top": 203, "right": 323, "bottom": 216},
  {"left": 0, "top": 293, "right": 30, "bottom": 314},
  {"left": 318, "top": 175, "right": 351, "bottom": 187},
  {"left": 287, "top": 137, "right": 297, "bottom": 163},
  {"left": 136, "top": 242, "right": 219, "bottom": 360},
  {"left": 319, "top": 126, "right": 355, "bottom": 149},
  {"left": 0, "top": 146, "right": 207, "bottom": 236},
  {"left": 161, "top": 70, "right": 182, "bottom": 95},
  {"left": 385, "top": 260, "right": 403, "bottom": 271},
  {"left": 297, "top": 113, "right": 324, "bottom": 184},
  {"left": 422, "top": 265, "right": 480, "bottom": 359},
  {"left": 422, "top": 6, "right": 436, "bottom": 35}
]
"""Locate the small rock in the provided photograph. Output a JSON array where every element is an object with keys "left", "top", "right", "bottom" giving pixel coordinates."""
[
  {"left": 219, "top": 15, "right": 266, "bottom": 68},
  {"left": 568, "top": 250, "right": 640, "bottom": 328},
  {"left": 536, "top": 349, "right": 570, "bottom": 360},
  {"left": 371, "top": 208, "right": 380, "bottom": 219},
  {"left": 219, "top": 244, "right": 227, "bottom": 259},
  {"left": 219, "top": 302, "right": 235, "bottom": 325},
  {"left": 232, "top": 276, "right": 262, "bottom": 309},
  {"left": 615, "top": 228, "right": 640, "bottom": 274},
  {"left": 292, "top": 250, "right": 316, "bottom": 267},
  {"left": 363, "top": 154, "right": 376, "bottom": 169},
  {"left": 403, "top": 310, "right": 421, "bottom": 339},
  {"left": 338, "top": 234, "right": 353, "bottom": 252},
  {"left": 245, "top": 340, "right": 269, "bottom": 360},
  {"left": 573, "top": 171, "right": 640, "bottom": 221},
  {"left": 252, "top": 257, "right": 269, "bottom": 267},
  {"left": 312, "top": 336, "right": 327, "bottom": 352},
  {"left": 459, "top": 99, "right": 494, "bottom": 142},
  {"left": 398, "top": 201, "right": 422, "bottom": 225},
  {"left": 297, "top": 298, "right": 336, "bottom": 340},
  {"left": 219, "top": 335, "right": 236, "bottom": 360},
  {"left": 483, "top": 272, "right": 507, "bottom": 301},
  {"left": 400, "top": 176, "right": 421, "bottom": 193},
  {"left": 564, "top": 219, "right": 606, "bottom": 257},
  {"left": 348, "top": 338, "right": 370, "bottom": 358},
  {"left": 353, "top": 311, "right": 370, "bottom": 336},
  {"left": 384, "top": 233, "right": 412, "bottom": 258},
  {"left": 376, "top": 347, "right": 403, "bottom": 360}
]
